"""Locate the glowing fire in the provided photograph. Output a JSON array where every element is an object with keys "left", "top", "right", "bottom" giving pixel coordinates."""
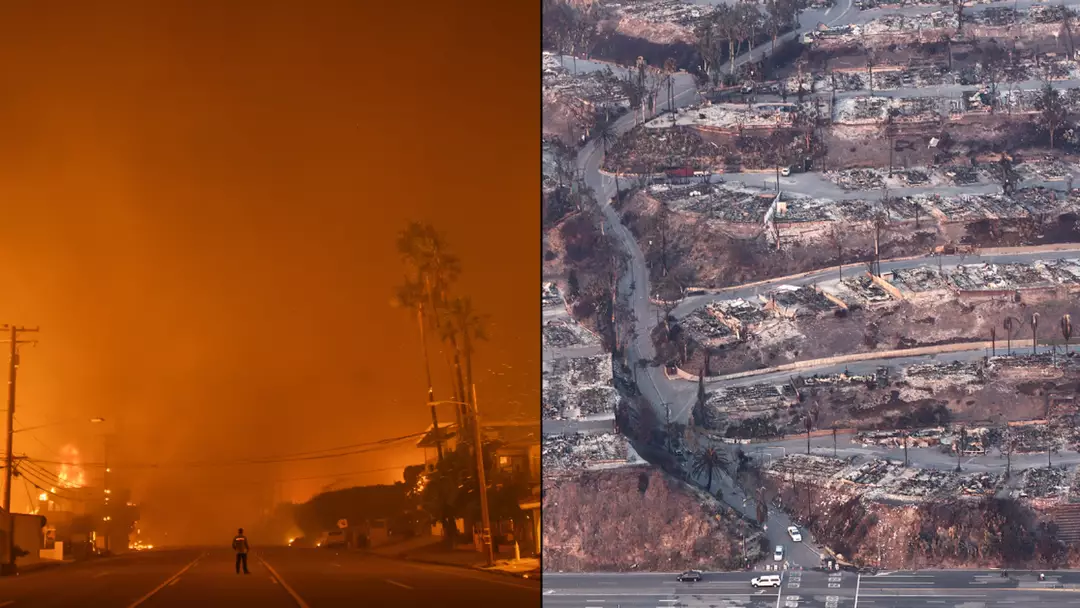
[{"left": 57, "top": 445, "right": 86, "bottom": 489}]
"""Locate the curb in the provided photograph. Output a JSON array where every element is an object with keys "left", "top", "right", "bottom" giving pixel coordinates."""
[{"left": 364, "top": 551, "right": 537, "bottom": 580}]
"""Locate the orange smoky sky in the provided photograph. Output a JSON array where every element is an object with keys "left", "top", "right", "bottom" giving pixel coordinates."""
[{"left": 0, "top": 0, "right": 535, "bottom": 543}]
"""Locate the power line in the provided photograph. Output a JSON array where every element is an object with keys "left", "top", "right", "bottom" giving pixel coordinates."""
[
  {"left": 19, "top": 460, "right": 77, "bottom": 489},
  {"left": 13, "top": 465, "right": 82, "bottom": 502},
  {"left": 22, "top": 430, "right": 427, "bottom": 470}
]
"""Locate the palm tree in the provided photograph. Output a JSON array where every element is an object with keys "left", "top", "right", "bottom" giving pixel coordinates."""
[
  {"left": 692, "top": 446, "right": 730, "bottom": 493},
  {"left": 397, "top": 222, "right": 467, "bottom": 423},
  {"left": 446, "top": 296, "right": 488, "bottom": 433}
]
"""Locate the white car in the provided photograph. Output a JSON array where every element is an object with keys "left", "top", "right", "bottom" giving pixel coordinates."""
[
  {"left": 773, "top": 545, "right": 784, "bottom": 561},
  {"left": 787, "top": 526, "right": 802, "bottom": 542},
  {"left": 752, "top": 574, "right": 782, "bottom": 588}
]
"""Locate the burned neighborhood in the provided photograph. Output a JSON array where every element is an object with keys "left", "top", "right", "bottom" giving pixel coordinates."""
[{"left": 544, "top": 0, "right": 1080, "bottom": 602}]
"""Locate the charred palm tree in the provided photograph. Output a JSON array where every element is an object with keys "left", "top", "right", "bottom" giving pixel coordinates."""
[
  {"left": 692, "top": 446, "right": 730, "bottom": 493},
  {"left": 1062, "top": 314, "right": 1072, "bottom": 356}
]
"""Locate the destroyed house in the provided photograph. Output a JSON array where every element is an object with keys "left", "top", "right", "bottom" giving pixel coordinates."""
[
  {"left": 885, "top": 266, "right": 950, "bottom": 300},
  {"left": 947, "top": 262, "right": 1058, "bottom": 298},
  {"left": 705, "top": 384, "right": 796, "bottom": 420},
  {"left": 760, "top": 285, "right": 838, "bottom": 318},
  {"left": 684, "top": 298, "right": 768, "bottom": 346},
  {"left": 542, "top": 282, "right": 565, "bottom": 313},
  {"left": 838, "top": 275, "right": 894, "bottom": 308}
]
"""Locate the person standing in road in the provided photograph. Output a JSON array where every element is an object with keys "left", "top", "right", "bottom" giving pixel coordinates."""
[{"left": 233, "top": 528, "right": 250, "bottom": 574}]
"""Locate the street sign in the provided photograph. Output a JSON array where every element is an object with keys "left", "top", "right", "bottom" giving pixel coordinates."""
[{"left": 337, "top": 519, "right": 348, "bottom": 529}]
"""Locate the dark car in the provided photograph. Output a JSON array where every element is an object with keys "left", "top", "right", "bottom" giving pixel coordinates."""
[{"left": 677, "top": 570, "right": 703, "bottom": 582}]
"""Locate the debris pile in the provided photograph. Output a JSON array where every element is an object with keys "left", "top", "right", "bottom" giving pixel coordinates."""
[
  {"left": 948, "top": 262, "right": 1058, "bottom": 292},
  {"left": 854, "top": 428, "right": 946, "bottom": 449},
  {"left": 542, "top": 431, "right": 634, "bottom": 472},
  {"left": 682, "top": 301, "right": 746, "bottom": 347},
  {"left": 826, "top": 168, "right": 886, "bottom": 191},
  {"left": 840, "top": 458, "right": 902, "bottom": 484},
  {"left": 704, "top": 383, "right": 796, "bottom": 427},
  {"left": 764, "top": 454, "right": 850, "bottom": 483},
  {"left": 836, "top": 275, "right": 895, "bottom": 308},
  {"left": 887, "top": 267, "right": 950, "bottom": 296},
  {"left": 543, "top": 281, "right": 565, "bottom": 311},
  {"left": 543, "top": 317, "right": 601, "bottom": 349},
  {"left": 902, "top": 361, "right": 985, "bottom": 391},
  {"left": 761, "top": 285, "right": 839, "bottom": 318},
  {"left": 646, "top": 102, "right": 802, "bottom": 131},
  {"left": 543, "top": 355, "right": 620, "bottom": 420},
  {"left": 1017, "top": 465, "right": 1070, "bottom": 500}
]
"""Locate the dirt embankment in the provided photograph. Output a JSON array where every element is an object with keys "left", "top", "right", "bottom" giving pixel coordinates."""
[
  {"left": 772, "top": 481, "right": 1080, "bottom": 569},
  {"left": 543, "top": 465, "right": 759, "bottom": 572}
]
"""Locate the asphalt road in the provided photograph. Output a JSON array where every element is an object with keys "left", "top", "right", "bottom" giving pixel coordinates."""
[
  {"left": 544, "top": 570, "right": 1080, "bottom": 607},
  {"left": 0, "top": 547, "right": 540, "bottom": 607}
]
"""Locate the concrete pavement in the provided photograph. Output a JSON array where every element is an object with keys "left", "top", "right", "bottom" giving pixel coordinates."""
[{"left": 0, "top": 546, "right": 540, "bottom": 607}]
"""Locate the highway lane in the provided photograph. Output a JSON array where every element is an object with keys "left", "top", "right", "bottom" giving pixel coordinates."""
[
  {"left": 0, "top": 549, "right": 204, "bottom": 608},
  {"left": 544, "top": 570, "right": 1080, "bottom": 607},
  {"left": 256, "top": 546, "right": 541, "bottom": 607}
]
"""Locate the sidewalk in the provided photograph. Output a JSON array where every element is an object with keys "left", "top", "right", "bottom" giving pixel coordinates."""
[{"left": 366, "top": 536, "right": 539, "bottom": 579}]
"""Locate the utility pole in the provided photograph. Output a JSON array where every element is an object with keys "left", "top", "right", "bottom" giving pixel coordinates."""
[
  {"left": 470, "top": 385, "right": 494, "bottom": 567},
  {"left": 103, "top": 435, "right": 111, "bottom": 554},
  {"left": 2, "top": 325, "right": 39, "bottom": 575}
]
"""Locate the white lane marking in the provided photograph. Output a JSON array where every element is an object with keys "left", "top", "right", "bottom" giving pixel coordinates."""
[
  {"left": 168, "top": 578, "right": 180, "bottom": 586},
  {"left": 386, "top": 579, "right": 413, "bottom": 590},
  {"left": 257, "top": 555, "right": 311, "bottom": 608},
  {"left": 393, "top": 559, "right": 538, "bottom": 590},
  {"left": 854, "top": 573, "right": 862, "bottom": 608},
  {"left": 93, "top": 571, "right": 111, "bottom": 578},
  {"left": 126, "top": 553, "right": 204, "bottom": 608},
  {"left": 0, "top": 602, "right": 14, "bottom": 607}
]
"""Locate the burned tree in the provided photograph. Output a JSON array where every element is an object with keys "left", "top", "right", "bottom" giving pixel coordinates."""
[
  {"left": 827, "top": 223, "right": 846, "bottom": 280},
  {"left": 1004, "top": 316, "right": 1024, "bottom": 355},
  {"left": 980, "top": 42, "right": 1007, "bottom": 115},
  {"left": 1034, "top": 82, "right": 1068, "bottom": 149},
  {"left": 1062, "top": 314, "right": 1073, "bottom": 355},
  {"left": 691, "top": 446, "right": 730, "bottom": 493},
  {"left": 1032, "top": 312, "right": 1041, "bottom": 355}
]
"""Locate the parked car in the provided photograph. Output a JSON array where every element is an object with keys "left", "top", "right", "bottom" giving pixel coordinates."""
[
  {"left": 752, "top": 574, "right": 782, "bottom": 588},
  {"left": 322, "top": 530, "right": 346, "bottom": 548},
  {"left": 676, "top": 570, "right": 703, "bottom": 582},
  {"left": 773, "top": 545, "right": 784, "bottom": 561},
  {"left": 787, "top": 526, "right": 802, "bottom": 542}
]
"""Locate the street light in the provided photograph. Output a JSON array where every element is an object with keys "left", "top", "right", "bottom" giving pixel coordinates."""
[{"left": 14, "top": 416, "right": 105, "bottom": 434}]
